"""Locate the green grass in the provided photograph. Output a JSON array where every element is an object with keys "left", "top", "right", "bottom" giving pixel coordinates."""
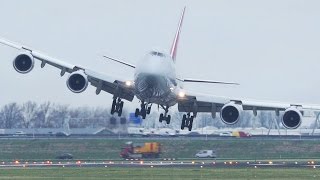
[
  {"left": 1, "top": 139, "right": 320, "bottom": 179},
  {"left": 1, "top": 138, "right": 320, "bottom": 160},
  {"left": 0, "top": 167, "right": 319, "bottom": 180}
]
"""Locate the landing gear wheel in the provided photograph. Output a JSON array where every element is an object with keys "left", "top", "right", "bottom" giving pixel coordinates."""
[
  {"left": 181, "top": 115, "right": 186, "bottom": 130},
  {"left": 159, "top": 113, "right": 164, "bottom": 123},
  {"left": 181, "top": 114, "right": 194, "bottom": 131},
  {"left": 181, "top": 121, "right": 185, "bottom": 130},
  {"left": 111, "top": 99, "right": 116, "bottom": 114},
  {"left": 159, "top": 113, "right": 171, "bottom": 124},
  {"left": 118, "top": 101, "right": 124, "bottom": 117},
  {"left": 158, "top": 105, "right": 171, "bottom": 125},
  {"left": 136, "top": 101, "right": 150, "bottom": 119},
  {"left": 188, "top": 116, "right": 194, "bottom": 131},
  {"left": 111, "top": 98, "right": 124, "bottom": 116},
  {"left": 141, "top": 108, "right": 147, "bottom": 119},
  {"left": 147, "top": 106, "right": 151, "bottom": 114},
  {"left": 166, "top": 115, "right": 171, "bottom": 124},
  {"left": 135, "top": 108, "right": 140, "bottom": 118}
]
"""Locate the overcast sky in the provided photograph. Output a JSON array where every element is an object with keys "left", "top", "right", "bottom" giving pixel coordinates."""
[{"left": 0, "top": 0, "right": 320, "bottom": 110}]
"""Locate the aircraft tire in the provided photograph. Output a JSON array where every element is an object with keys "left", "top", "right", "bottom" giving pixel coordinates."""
[
  {"left": 141, "top": 108, "right": 147, "bottom": 119},
  {"left": 111, "top": 99, "right": 116, "bottom": 114},
  {"left": 181, "top": 118, "right": 186, "bottom": 130},
  {"left": 166, "top": 115, "right": 171, "bottom": 124},
  {"left": 188, "top": 116, "right": 194, "bottom": 131},
  {"left": 135, "top": 108, "right": 140, "bottom": 117},
  {"left": 159, "top": 113, "right": 164, "bottom": 123},
  {"left": 118, "top": 101, "right": 124, "bottom": 117}
]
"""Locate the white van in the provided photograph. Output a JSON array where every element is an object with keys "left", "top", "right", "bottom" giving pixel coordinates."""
[{"left": 195, "top": 150, "right": 216, "bottom": 158}]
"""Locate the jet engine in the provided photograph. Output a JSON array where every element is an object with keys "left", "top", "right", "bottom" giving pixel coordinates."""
[
  {"left": 220, "top": 102, "right": 243, "bottom": 125},
  {"left": 66, "top": 71, "right": 88, "bottom": 93},
  {"left": 281, "top": 107, "right": 302, "bottom": 129},
  {"left": 13, "top": 52, "right": 34, "bottom": 74}
]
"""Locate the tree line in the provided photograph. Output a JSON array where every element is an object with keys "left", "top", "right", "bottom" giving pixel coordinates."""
[
  {"left": 0, "top": 102, "right": 112, "bottom": 129},
  {"left": 0, "top": 101, "right": 297, "bottom": 129}
]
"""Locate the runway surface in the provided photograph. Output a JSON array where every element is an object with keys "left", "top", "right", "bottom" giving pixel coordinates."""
[
  {"left": 0, "top": 159, "right": 319, "bottom": 169},
  {"left": 2, "top": 135, "right": 320, "bottom": 141}
]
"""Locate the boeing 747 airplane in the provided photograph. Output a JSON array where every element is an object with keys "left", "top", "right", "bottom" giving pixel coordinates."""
[{"left": 1, "top": 7, "right": 319, "bottom": 131}]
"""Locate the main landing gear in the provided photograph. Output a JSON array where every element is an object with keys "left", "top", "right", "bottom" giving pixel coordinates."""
[
  {"left": 159, "top": 105, "right": 171, "bottom": 125},
  {"left": 111, "top": 97, "right": 124, "bottom": 117},
  {"left": 181, "top": 113, "right": 194, "bottom": 131},
  {"left": 135, "top": 101, "right": 152, "bottom": 119}
]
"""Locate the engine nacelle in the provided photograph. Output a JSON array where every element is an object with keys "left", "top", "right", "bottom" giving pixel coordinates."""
[
  {"left": 220, "top": 102, "right": 243, "bottom": 125},
  {"left": 66, "top": 71, "right": 88, "bottom": 93},
  {"left": 282, "top": 107, "right": 302, "bottom": 129},
  {"left": 13, "top": 52, "right": 34, "bottom": 74}
]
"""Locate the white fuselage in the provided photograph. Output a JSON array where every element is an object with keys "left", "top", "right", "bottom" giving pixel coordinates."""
[{"left": 134, "top": 51, "right": 179, "bottom": 106}]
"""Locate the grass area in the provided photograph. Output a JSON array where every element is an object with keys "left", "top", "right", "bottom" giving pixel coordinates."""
[
  {"left": 0, "top": 167, "right": 319, "bottom": 180},
  {"left": 0, "top": 138, "right": 320, "bottom": 160}
]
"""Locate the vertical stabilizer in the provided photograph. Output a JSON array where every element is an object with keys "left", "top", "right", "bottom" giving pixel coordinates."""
[{"left": 170, "top": 7, "right": 186, "bottom": 62}]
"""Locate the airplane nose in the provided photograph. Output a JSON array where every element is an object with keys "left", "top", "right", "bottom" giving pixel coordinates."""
[
  {"left": 137, "top": 75, "right": 158, "bottom": 92},
  {"left": 145, "top": 76, "right": 157, "bottom": 87},
  {"left": 136, "top": 74, "right": 168, "bottom": 98}
]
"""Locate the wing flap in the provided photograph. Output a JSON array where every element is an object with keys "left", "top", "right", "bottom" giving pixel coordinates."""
[
  {"left": 85, "top": 69, "right": 135, "bottom": 101},
  {"left": 178, "top": 90, "right": 320, "bottom": 113}
]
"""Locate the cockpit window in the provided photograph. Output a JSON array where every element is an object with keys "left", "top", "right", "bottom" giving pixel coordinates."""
[{"left": 150, "top": 51, "right": 165, "bottom": 57}]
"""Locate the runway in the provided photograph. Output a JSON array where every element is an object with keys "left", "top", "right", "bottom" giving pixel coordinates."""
[
  {"left": 2, "top": 135, "right": 320, "bottom": 141},
  {"left": 0, "top": 159, "right": 318, "bottom": 169}
]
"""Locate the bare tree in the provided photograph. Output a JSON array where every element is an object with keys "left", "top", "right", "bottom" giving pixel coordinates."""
[
  {"left": 35, "top": 102, "right": 52, "bottom": 128},
  {"left": 47, "top": 104, "right": 69, "bottom": 128},
  {"left": 21, "top": 101, "right": 38, "bottom": 128},
  {"left": 0, "top": 103, "right": 23, "bottom": 128},
  {"left": 69, "top": 107, "right": 89, "bottom": 128}
]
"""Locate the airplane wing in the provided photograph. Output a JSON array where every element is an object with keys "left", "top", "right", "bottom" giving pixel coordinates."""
[
  {"left": 177, "top": 78, "right": 239, "bottom": 85},
  {"left": 0, "top": 37, "right": 135, "bottom": 101},
  {"left": 177, "top": 90, "right": 320, "bottom": 128}
]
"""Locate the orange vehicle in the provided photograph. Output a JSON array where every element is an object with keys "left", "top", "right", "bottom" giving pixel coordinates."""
[
  {"left": 120, "top": 142, "right": 161, "bottom": 159},
  {"left": 232, "top": 131, "right": 252, "bottom": 138}
]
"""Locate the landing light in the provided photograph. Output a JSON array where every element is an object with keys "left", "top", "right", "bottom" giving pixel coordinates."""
[
  {"left": 178, "top": 91, "right": 186, "bottom": 98},
  {"left": 311, "top": 161, "right": 315, "bottom": 164},
  {"left": 125, "top": 81, "right": 133, "bottom": 86}
]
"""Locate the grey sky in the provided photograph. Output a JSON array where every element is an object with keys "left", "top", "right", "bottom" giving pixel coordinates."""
[{"left": 0, "top": 0, "right": 320, "bottom": 109}]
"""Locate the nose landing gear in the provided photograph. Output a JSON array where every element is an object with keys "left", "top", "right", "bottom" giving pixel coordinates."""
[
  {"left": 159, "top": 106, "right": 171, "bottom": 124},
  {"left": 135, "top": 101, "right": 152, "bottom": 119},
  {"left": 181, "top": 113, "right": 194, "bottom": 131}
]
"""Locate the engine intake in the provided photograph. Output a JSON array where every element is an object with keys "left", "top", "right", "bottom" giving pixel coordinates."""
[
  {"left": 282, "top": 107, "right": 302, "bottom": 129},
  {"left": 66, "top": 71, "right": 88, "bottom": 93},
  {"left": 13, "top": 52, "right": 34, "bottom": 74},
  {"left": 220, "top": 102, "right": 243, "bottom": 125}
]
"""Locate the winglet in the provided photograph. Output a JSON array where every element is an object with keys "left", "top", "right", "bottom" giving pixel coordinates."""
[{"left": 170, "top": 6, "right": 186, "bottom": 62}]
